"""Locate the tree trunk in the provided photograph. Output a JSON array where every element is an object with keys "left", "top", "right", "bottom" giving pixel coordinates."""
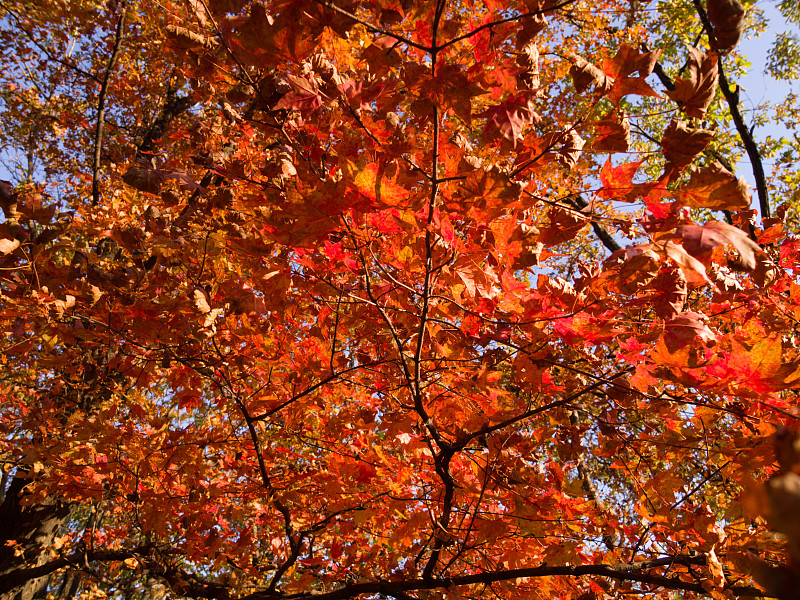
[{"left": 0, "top": 475, "right": 71, "bottom": 600}]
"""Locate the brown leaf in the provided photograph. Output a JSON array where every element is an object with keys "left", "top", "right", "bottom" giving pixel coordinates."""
[
  {"left": 188, "top": 0, "right": 209, "bottom": 26},
  {"left": 665, "top": 47, "right": 719, "bottom": 118},
  {"left": 663, "top": 311, "right": 716, "bottom": 353},
  {"left": 165, "top": 25, "right": 219, "bottom": 51},
  {"left": 515, "top": 13, "right": 548, "bottom": 49},
  {"left": 52, "top": 295, "right": 76, "bottom": 318},
  {"left": 678, "top": 161, "right": 750, "bottom": 211},
  {"left": 659, "top": 240, "right": 710, "bottom": 284},
  {"left": 122, "top": 167, "right": 164, "bottom": 195},
  {"left": 193, "top": 289, "right": 212, "bottom": 314},
  {"left": 707, "top": 263, "right": 742, "bottom": 294},
  {"left": 661, "top": 119, "right": 715, "bottom": 171},
  {"left": 123, "top": 166, "right": 204, "bottom": 195},
  {"left": 517, "top": 43, "right": 540, "bottom": 91},
  {"left": 651, "top": 266, "right": 688, "bottom": 319},
  {"left": 200, "top": 308, "right": 225, "bottom": 328},
  {"left": 616, "top": 247, "right": 660, "bottom": 294},
  {"left": 677, "top": 220, "right": 760, "bottom": 270},
  {"left": 593, "top": 110, "right": 630, "bottom": 153},
  {"left": 0, "top": 238, "right": 20, "bottom": 254},
  {"left": 567, "top": 52, "right": 613, "bottom": 95},
  {"left": 707, "top": 0, "right": 745, "bottom": 52},
  {"left": 558, "top": 129, "right": 585, "bottom": 168}
]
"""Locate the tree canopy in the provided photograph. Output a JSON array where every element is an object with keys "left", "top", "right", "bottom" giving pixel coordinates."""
[{"left": 1, "top": 0, "right": 800, "bottom": 599}]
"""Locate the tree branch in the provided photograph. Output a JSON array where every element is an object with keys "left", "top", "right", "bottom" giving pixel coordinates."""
[
  {"left": 690, "top": 0, "right": 770, "bottom": 220},
  {"left": 0, "top": 546, "right": 151, "bottom": 596},
  {"left": 91, "top": 3, "right": 127, "bottom": 205},
  {"left": 565, "top": 195, "right": 622, "bottom": 252},
  {"left": 235, "top": 556, "right": 768, "bottom": 600},
  {"left": 310, "top": 0, "right": 429, "bottom": 52},
  {"left": 136, "top": 89, "right": 194, "bottom": 162}
]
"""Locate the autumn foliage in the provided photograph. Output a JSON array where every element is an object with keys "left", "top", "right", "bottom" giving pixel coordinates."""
[{"left": 1, "top": 0, "right": 800, "bottom": 599}]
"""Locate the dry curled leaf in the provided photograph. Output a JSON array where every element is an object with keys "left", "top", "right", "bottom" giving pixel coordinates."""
[
  {"left": 752, "top": 253, "right": 781, "bottom": 288},
  {"left": 567, "top": 52, "right": 613, "bottom": 95},
  {"left": 707, "top": 0, "right": 745, "bottom": 52},
  {"left": 165, "top": 25, "right": 219, "bottom": 51},
  {"left": 651, "top": 266, "right": 688, "bottom": 319},
  {"left": 517, "top": 43, "right": 540, "bottom": 91},
  {"left": 663, "top": 311, "right": 716, "bottom": 353},
  {"left": 661, "top": 119, "right": 715, "bottom": 172},
  {"left": 0, "top": 238, "right": 20, "bottom": 254},
  {"left": 193, "top": 288, "right": 212, "bottom": 314},
  {"left": 480, "top": 94, "right": 540, "bottom": 146},
  {"left": 678, "top": 161, "right": 750, "bottom": 211},
  {"left": 558, "top": 129, "right": 585, "bottom": 168},
  {"left": 616, "top": 247, "right": 660, "bottom": 294},
  {"left": 665, "top": 47, "right": 719, "bottom": 118}
]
